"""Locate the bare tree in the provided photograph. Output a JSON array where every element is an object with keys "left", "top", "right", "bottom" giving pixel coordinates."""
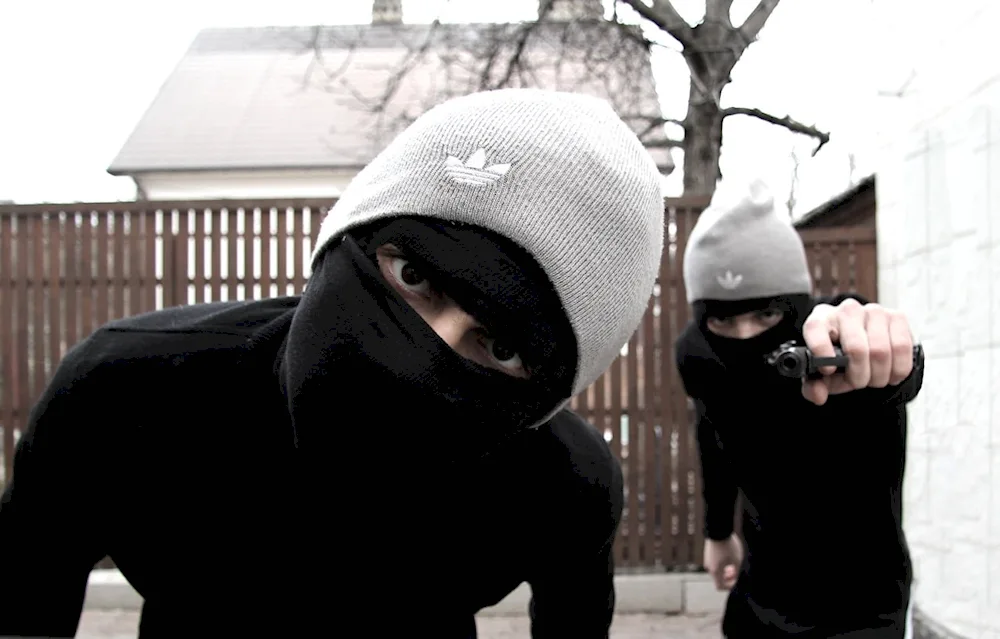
[
  {"left": 627, "top": 0, "right": 829, "bottom": 194},
  {"left": 306, "top": 0, "right": 830, "bottom": 197}
]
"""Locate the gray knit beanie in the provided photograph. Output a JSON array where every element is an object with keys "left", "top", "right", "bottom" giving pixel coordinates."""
[
  {"left": 683, "top": 179, "right": 811, "bottom": 304},
  {"left": 311, "top": 88, "right": 665, "bottom": 396}
]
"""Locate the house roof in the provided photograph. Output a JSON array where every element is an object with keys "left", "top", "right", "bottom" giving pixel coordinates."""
[
  {"left": 794, "top": 174, "right": 876, "bottom": 229},
  {"left": 107, "top": 22, "right": 674, "bottom": 177}
]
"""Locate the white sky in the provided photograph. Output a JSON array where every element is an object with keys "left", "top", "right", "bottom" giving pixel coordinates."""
[{"left": 0, "top": 0, "right": 888, "bottom": 216}]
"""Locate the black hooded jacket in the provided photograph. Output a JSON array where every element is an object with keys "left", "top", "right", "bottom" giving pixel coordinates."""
[
  {"left": 675, "top": 293, "right": 924, "bottom": 637},
  {"left": 0, "top": 233, "right": 624, "bottom": 637}
]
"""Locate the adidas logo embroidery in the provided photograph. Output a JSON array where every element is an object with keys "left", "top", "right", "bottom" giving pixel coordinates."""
[
  {"left": 444, "top": 148, "right": 512, "bottom": 187},
  {"left": 716, "top": 271, "right": 743, "bottom": 290}
]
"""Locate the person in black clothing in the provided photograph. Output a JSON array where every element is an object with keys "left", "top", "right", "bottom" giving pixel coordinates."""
[
  {"left": 675, "top": 181, "right": 923, "bottom": 639},
  {"left": 0, "top": 89, "right": 668, "bottom": 637}
]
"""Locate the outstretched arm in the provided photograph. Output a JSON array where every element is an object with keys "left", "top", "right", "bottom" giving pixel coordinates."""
[{"left": 692, "top": 398, "right": 739, "bottom": 541}]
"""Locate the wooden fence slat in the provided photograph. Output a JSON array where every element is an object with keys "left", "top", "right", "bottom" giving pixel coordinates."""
[
  {"left": 292, "top": 208, "right": 306, "bottom": 295},
  {"left": 128, "top": 211, "right": 142, "bottom": 318},
  {"left": 276, "top": 208, "right": 288, "bottom": 297},
  {"left": 65, "top": 214, "right": 78, "bottom": 349},
  {"left": 113, "top": 212, "right": 126, "bottom": 320},
  {"left": 48, "top": 213, "right": 63, "bottom": 380},
  {"left": 15, "top": 215, "right": 30, "bottom": 463},
  {"left": 144, "top": 211, "right": 157, "bottom": 313},
  {"left": 641, "top": 291, "right": 658, "bottom": 568},
  {"left": 854, "top": 239, "right": 878, "bottom": 301},
  {"left": 834, "top": 241, "right": 852, "bottom": 298},
  {"left": 194, "top": 208, "right": 206, "bottom": 304},
  {"left": 235, "top": 207, "right": 247, "bottom": 300},
  {"left": 96, "top": 212, "right": 109, "bottom": 326},
  {"left": 175, "top": 209, "right": 191, "bottom": 308},
  {"left": 259, "top": 207, "right": 271, "bottom": 300},
  {"left": 31, "top": 216, "right": 45, "bottom": 403},
  {"left": 80, "top": 212, "right": 94, "bottom": 340},
  {"left": 226, "top": 208, "right": 239, "bottom": 302},
  {"left": 211, "top": 209, "right": 223, "bottom": 303},
  {"left": 617, "top": 353, "right": 635, "bottom": 566},
  {"left": 1, "top": 216, "right": 14, "bottom": 484},
  {"left": 592, "top": 361, "right": 607, "bottom": 487},
  {"left": 608, "top": 358, "right": 627, "bottom": 566}
]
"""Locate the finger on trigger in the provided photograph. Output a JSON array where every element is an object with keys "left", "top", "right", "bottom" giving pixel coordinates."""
[
  {"left": 864, "top": 305, "right": 892, "bottom": 388},
  {"left": 802, "top": 304, "right": 838, "bottom": 374},
  {"left": 888, "top": 311, "right": 914, "bottom": 386}
]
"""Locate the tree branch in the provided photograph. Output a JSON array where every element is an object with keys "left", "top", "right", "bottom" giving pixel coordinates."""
[
  {"left": 705, "top": 0, "right": 735, "bottom": 26},
  {"left": 723, "top": 106, "right": 829, "bottom": 154},
  {"left": 641, "top": 136, "right": 684, "bottom": 149},
  {"left": 487, "top": 19, "right": 544, "bottom": 89},
  {"left": 619, "top": 0, "right": 694, "bottom": 48},
  {"left": 739, "top": 0, "right": 781, "bottom": 43}
]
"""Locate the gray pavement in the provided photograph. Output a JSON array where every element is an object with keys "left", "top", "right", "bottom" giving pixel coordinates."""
[{"left": 77, "top": 610, "right": 724, "bottom": 639}]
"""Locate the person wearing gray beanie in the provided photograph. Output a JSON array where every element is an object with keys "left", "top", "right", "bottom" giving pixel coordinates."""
[
  {"left": 0, "top": 88, "right": 663, "bottom": 638},
  {"left": 674, "top": 180, "right": 926, "bottom": 639}
]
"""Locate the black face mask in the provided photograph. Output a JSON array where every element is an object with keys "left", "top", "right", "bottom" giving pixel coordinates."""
[
  {"left": 278, "top": 221, "right": 576, "bottom": 470},
  {"left": 694, "top": 294, "right": 814, "bottom": 380}
]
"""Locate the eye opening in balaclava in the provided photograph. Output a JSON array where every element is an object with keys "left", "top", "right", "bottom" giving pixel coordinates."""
[{"left": 347, "top": 216, "right": 579, "bottom": 396}]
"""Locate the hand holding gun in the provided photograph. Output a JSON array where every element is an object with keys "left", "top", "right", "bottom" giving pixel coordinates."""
[{"left": 766, "top": 341, "right": 925, "bottom": 381}]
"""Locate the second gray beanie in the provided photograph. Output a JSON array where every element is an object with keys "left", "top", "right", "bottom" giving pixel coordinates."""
[{"left": 683, "top": 180, "right": 812, "bottom": 304}]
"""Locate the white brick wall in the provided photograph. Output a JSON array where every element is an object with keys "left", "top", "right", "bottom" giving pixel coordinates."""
[{"left": 875, "top": 1, "right": 1000, "bottom": 636}]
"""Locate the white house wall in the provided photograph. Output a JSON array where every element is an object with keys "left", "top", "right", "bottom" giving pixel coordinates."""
[
  {"left": 135, "top": 168, "right": 358, "bottom": 201},
  {"left": 874, "top": 0, "right": 1000, "bottom": 636}
]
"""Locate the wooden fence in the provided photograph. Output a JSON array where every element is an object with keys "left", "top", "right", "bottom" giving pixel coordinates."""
[{"left": 0, "top": 197, "right": 877, "bottom": 571}]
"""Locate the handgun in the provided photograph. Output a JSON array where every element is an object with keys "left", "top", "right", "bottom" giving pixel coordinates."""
[{"left": 766, "top": 341, "right": 924, "bottom": 380}]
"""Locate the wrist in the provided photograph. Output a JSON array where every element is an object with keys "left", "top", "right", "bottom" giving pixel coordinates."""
[{"left": 704, "top": 524, "right": 734, "bottom": 542}]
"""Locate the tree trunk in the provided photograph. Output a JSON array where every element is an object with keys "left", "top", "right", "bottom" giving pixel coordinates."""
[{"left": 682, "top": 79, "right": 724, "bottom": 196}]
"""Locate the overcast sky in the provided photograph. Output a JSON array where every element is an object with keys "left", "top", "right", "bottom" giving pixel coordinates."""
[{"left": 0, "top": 0, "right": 891, "bottom": 215}]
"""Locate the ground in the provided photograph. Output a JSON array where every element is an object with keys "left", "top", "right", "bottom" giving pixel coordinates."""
[{"left": 77, "top": 610, "right": 724, "bottom": 639}]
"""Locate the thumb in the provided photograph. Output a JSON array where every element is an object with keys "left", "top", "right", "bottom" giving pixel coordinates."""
[
  {"left": 711, "top": 566, "right": 726, "bottom": 590},
  {"left": 723, "top": 565, "right": 737, "bottom": 585}
]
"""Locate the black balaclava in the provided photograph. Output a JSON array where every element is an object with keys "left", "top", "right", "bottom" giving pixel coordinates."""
[
  {"left": 693, "top": 293, "right": 815, "bottom": 379},
  {"left": 278, "top": 216, "right": 578, "bottom": 468}
]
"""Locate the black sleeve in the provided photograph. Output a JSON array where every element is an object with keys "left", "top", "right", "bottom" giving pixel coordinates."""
[
  {"left": 692, "top": 398, "right": 739, "bottom": 541},
  {"left": 674, "top": 327, "right": 738, "bottom": 542},
  {"left": 527, "top": 433, "right": 624, "bottom": 639},
  {"left": 0, "top": 338, "right": 110, "bottom": 637}
]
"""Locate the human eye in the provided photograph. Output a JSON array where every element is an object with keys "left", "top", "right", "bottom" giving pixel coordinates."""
[
  {"left": 482, "top": 335, "right": 527, "bottom": 376},
  {"left": 706, "top": 316, "right": 730, "bottom": 328},
  {"left": 758, "top": 308, "right": 783, "bottom": 321},
  {"left": 387, "top": 255, "right": 432, "bottom": 297}
]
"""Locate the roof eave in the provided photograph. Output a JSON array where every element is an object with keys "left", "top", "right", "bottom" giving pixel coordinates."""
[{"left": 106, "top": 163, "right": 369, "bottom": 177}]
